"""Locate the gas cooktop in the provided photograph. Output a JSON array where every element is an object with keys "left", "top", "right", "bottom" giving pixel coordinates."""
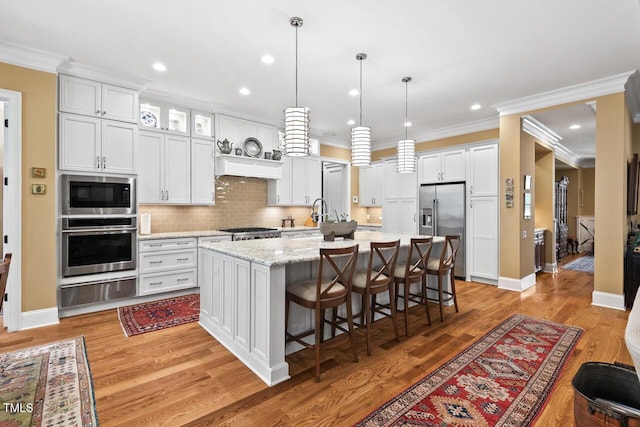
[
  {"left": 219, "top": 227, "right": 278, "bottom": 233},
  {"left": 219, "top": 227, "right": 282, "bottom": 241}
]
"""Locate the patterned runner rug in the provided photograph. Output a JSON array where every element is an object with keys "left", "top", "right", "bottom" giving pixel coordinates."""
[
  {"left": 355, "top": 314, "right": 583, "bottom": 426},
  {"left": 118, "top": 294, "right": 199, "bottom": 337},
  {"left": 562, "top": 255, "right": 594, "bottom": 273},
  {"left": 0, "top": 336, "right": 97, "bottom": 426}
]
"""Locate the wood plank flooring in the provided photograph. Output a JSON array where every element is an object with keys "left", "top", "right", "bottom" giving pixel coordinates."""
[{"left": 1, "top": 254, "right": 633, "bottom": 426}]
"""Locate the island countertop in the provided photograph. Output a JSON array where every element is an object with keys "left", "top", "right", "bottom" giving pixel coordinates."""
[{"left": 199, "top": 231, "right": 444, "bottom": 266}]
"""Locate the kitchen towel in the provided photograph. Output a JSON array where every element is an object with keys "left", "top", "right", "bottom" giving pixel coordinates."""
[{"left": 140, "top": 213, "right": 151, "bottom": 235}]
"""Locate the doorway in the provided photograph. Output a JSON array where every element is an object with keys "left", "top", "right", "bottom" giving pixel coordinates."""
[
  {"left": 322, "top": 161, "right": 350, "bottom": 222},
  {"left": 1, "top": 88, "right": 22, "bottom": 332}
]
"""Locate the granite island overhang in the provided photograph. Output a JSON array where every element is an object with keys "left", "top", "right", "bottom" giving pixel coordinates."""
[{"left": 198, "top": 231, "right": 445, "bottom": 386}]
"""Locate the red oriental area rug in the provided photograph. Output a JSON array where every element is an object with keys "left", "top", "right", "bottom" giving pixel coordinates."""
[
  {"left": 117, "top": 294, "right": 200, "bottom": 337},
  {"left": 355, "top": 314, "right": 583, "bottom": 426}
]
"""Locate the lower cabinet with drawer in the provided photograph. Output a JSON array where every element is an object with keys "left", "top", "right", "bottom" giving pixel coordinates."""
[{"left": 138, "top": 237, "right": 198, "bottom": 296}]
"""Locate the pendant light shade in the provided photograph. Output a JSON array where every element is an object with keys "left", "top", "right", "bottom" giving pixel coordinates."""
[
  {"left": 284, "top": 17, "right": 310, "bottom": 157},
  {"left": 351, "top": 53, "right": 371, "bottom": 166},
  {"left": 397, "top": 77, "right": 416, "bottom": 173}
]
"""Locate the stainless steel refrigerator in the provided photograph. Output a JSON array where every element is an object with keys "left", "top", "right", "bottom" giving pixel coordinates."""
[{"left": 419, "top": 183, "right": 465, "bottom": 278}]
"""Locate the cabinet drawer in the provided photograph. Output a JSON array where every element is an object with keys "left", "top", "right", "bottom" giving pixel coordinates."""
[
  {"left": 198, "top": 235, "right": 232, "bottom": 244},
  {"left": 139, "top": 269, "right": 197, "bottom": 295},
  {"left": 139, "top": 249, "right": 197, "bottom": 273},
  {"left": 139, "top": 238, "right": 196, "bottom": 252}
]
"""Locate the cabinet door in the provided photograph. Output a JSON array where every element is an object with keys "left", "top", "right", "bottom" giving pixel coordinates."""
[
  {"left": 418, "top": 153, "right": 442, "bottom": 184},
  {"left": 400, "top": 168, "right": 417, "bottom": 199},
  {"left": 191, "top": 138, "right": 215, "bottom": 205},
  {"left": 59, "top": 75, "right": 101, "bottom": 117},
  {"left": 469, "top": 197, "right": 498, "bottom": 280},
  {"left": 101, "top": 120, "right": 138, "bottom": 174},
  {"left": 138, "top": 131, "right": 164, "bottom": 203},
  {"left": 268, "top": 155, "right": 292, "bottom": 205},
  {"left": 164, "top": 135, "right": 191, "bottom": 204},
  {"left": 441, "top": 149, "right": 466, "bottom": 182},
  {"left": 217, "top": 115, "right": 243, "bottom": 148},
  {"left": 383, "top": 159, "right": 402, "bottom": 199},
  {"left": 400, "top": 199, "right": 417, "bottom": 235},
  {"left": 59, "top": 113, "right": 101, "bottom": 172},
  {"left": 382, "top": 199, "right": 401, "bottom": 234},
  {"left": 306, "top": 157, "right": 322, "bottom": 205},
  {"left": 359, "top": 165, "right": 376, "bottom": 206},
  {"left": 101, "top": 84, "right": 139, "bottom": 123},
  {"left": 291, "top": 157, "right": 309, "bottom": 205},
  {"left": 192, "top": 111, "right": 215, "bottom": 139},
  {"left": 257, "top": 124, "right": 278, "bottom": 154},
  {"left": 469, "top": 144, "right": 498, "bottom": 196},
  {"left": 167, "top": 106, "right": 190, "bottom": 135}
]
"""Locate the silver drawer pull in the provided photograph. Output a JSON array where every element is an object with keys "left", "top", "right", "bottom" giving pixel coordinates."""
[
  {"left": 176, "top": 257, "right": 189, "bottom": 261},
  {"left": 177, "top": 277, "right": 189, "bottom": 282},
  {"left": 149, "top": 260, "right": 163, "bottom": 264},
  {"left": 149, "top": 281, "right": 163, "bottom": 286},
  {"left": 177, "top": 242, "right": 190, "bottom": 245},
  {"left": 149, "top": 243, "right": 163, "bottom": 247}
]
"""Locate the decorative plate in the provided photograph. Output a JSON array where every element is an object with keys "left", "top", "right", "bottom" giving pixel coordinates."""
[
  {"left": 243, "top": 137, "right": 263, "bottom": 158},
  {"left": 140, "top": 110, "right": 158, "bottom": 127}
]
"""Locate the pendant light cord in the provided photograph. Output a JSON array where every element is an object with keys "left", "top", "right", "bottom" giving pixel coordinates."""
[
  {"left": 295, "top": 25, "right": 298, "bottom": 107},
  {"left": 359, "top": 59, "right": 363, "bottom": 126},
  {"left": 404, "top": 80, "right": 409, "bottom": 141}
]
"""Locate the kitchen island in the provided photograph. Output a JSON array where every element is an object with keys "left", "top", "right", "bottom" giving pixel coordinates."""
[{"left": 198, "top": 231, "right": 444, "bottom": 386}]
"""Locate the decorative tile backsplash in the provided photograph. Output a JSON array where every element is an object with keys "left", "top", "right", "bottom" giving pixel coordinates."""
[{"left": 138, "top": 176, "right": 312, "bottom": 233}]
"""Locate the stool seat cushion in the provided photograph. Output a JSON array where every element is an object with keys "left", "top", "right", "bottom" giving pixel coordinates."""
[
  {"left": 352, "top": 271, "right": 390, "bottom": 291},
  {"left": 287, "top": 279, "right": 346, "bottom": 302},
  {"left": 426, "top": 257, "right": 441, "bottom": 272},
  {"left": 393, "top": 263, "right": 424, "bottom": 279}
]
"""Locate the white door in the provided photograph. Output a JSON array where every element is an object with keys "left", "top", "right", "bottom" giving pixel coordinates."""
[
  {"left": 59, "top": 75, "right": 101, "bottom": 117},
  {"left": 164, "top": 135, "right": 191, "bottom": 204},
  {"left": 382, "top": 199, "right": 401, "bottom": 234},
  {"left": 469, "top": 144, "right": 498, "bottom": 197},
  {"left": 191, "top": 138, "right": 214, "bottom": 205},
  {"left": 441, "top": 149, "right": 466, "bottom": 182},
  {"left": 400, "top": 199, "right": 417, "bottom": 235},
  {"left": 306, "top": 157, "right": 322, "bottom": 205},
  {"left": 101, "top": 120, "right": 137, "bottom": 174},
  {"left": 323, "top": 162, "right": 347, "bottom": 220},
  {"left": 58, "top": 113, "right": 101, "bottom": 172},
  {"left": 138, "top": 131, "right": 164, "bottom": 203},
  {"left": 469, "top": 197, "right": 498, "bottom": 280},
  {"left": 418, "top": 153, "right": 441, "bottom": 184},
  {"left": 101, "top": 83, "right": 139, "bottom": 123},
  {"left": 291, "top": 157, "right": 308, "bottom": 205}
]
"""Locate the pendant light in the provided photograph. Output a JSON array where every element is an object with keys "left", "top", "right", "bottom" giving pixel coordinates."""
[
  {"left": 284, "top": 17, "right": 310, "bottom": 157},
  {"left": 351, "top": 53, "right": 371, "bottom": 166},
  {"left": 397, "top": 77, "right": 416, "bottom": 173}
]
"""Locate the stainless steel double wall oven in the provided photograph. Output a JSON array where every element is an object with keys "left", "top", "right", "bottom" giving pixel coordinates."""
[{"left": 60, "top": 174, "right": 138, "bottom": 309}]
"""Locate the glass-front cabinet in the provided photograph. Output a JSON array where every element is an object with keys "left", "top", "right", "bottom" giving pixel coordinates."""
[
  {"left": 191, "top": 111, "right": 214, "bottom": 139},
  {"left": 139, "top": 100, "right": 190, "bottom": 135}
]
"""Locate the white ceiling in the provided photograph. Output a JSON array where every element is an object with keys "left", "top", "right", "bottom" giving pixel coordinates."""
[{"left": 1, "top": 0, "right": 639, "bottom": 151}]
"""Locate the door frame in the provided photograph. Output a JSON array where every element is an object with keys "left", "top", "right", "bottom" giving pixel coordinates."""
[
  {"left": 1, "top": 88, "right": 22, "bottom": 332},
  {"left": 320, "top": 157, "right": 351, "bottom": 220}
]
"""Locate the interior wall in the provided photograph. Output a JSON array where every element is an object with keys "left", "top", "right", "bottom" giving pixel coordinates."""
[
  {"left": 580, "top": 168, "right": 595, "bottom": 216},
  {"left": 0, "top": 62, "right": 57, "bottom": 312},
  {"left": 519, "top": 131, "right": 536, "bottom": 276},
  {"left": 563, "top": 168, "right": 580, "bottom": 239},
  {"left": 535, "top": 150, "right": 555, "bottom": 262},
  {"left": 499, "top": 115, "right": 522, "bottom": 279}
]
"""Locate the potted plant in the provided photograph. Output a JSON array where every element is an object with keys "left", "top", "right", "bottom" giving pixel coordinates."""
[{"left": 319, "top": 212, "right": 357, "bottom": 241}]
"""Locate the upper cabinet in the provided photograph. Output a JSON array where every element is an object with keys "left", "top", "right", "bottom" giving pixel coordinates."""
[
  {"left": 192, "top": 111, "right": 215, "bottom": 139},
  {"left": 191, "top": 138, "right": 215, "bottom": 205},
  {"left": 468, "top": 144, "right": 498, "bottom": 197},
  {"left": 359, "top": 162, "right": 384, "bottom": 207},
  {"left": 384, "top": 159, "right": 417, "bottom": 200},
  {"left": 216, "top": 115, "right": 278, "bottom": 155},
  {"left": 268, "top": 156, "right": 321, "bottom": 206},
  {"left": 418, "top": 149, "right": 465, "bottom": 184},
  {"left": 59, "top": 75, "right": 139, "bottom": 124},
  {"left": 139, "top": 100, "right": 190, "bottom": 136}
]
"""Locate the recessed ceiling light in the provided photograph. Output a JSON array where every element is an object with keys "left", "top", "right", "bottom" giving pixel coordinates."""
[
  {"left": 347, "top": 119, "right": 356, "bottom": 125},
  {"left": 404, "top": 121, "right": 412, "bottom": 127},
  {"left": 349, "top": 89, "right": 359, "bottom": 97},
  {"left": 569, "top": 124, "right": 581, "bottom": 130},
  {"left": 239, "top": 87, "right": 251, "bottom": 96},
  {"left": 470, "top": 103, "right": 481, "bottom": 110},
  {"left": 152, "top": 62, "right": 167, "bottom": 72},
  {"left": 261, "top": 54, "right": 274, "bottom": 64}
]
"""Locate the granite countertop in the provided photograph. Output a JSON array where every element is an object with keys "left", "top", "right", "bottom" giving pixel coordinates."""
[
  {"left": 277, "top": 226, "right": 319, "bottom": 232},
  {"left": 199, "top": 231, "right": 444, "bottom": 266},
  {"left": 138, "top": 230, "right": 232, "bottom": 240}
]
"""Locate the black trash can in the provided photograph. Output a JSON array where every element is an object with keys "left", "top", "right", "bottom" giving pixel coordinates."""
[{"left": 572, "top": 362, "right": 640, "bottom": 426}]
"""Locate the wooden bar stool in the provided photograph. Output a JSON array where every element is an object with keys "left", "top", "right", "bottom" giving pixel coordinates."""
[
  {"left": 285, "top": 245, "right": 359, "bottom": 382},
  {"left": 426, "top": 235, "right": 461, "bottom": 322},
  {"left": 0, "top": 253, "right": 13, "bottom": 313},
  {"left": 393, "top": 237, "right": 433, "bottom": 336},
  {"left": 347, "top": 240, "right": 401, "bottom": 356}
]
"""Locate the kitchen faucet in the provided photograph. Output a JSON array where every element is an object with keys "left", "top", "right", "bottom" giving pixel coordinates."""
[{"left": 311, "top": 198, "right": 328, "bottom": 223}]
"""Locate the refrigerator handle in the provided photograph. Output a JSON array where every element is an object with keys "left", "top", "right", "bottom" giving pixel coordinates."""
[{"left": 433, "top": 199, "right": 438, "bottom": 235}]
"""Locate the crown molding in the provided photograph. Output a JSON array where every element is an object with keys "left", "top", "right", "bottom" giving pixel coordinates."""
[
  {"left": 374, "top": 116, "right": 499, "bottom": 150},
  {"left": 625, "top": 70, "right": 640, "bottom": 124},
  {"left": 0, "top": 39, "right": 67, "bottom": 74},
  {"left": 58, "top": 60, "right": 149, "bottom": 90},
  {"left": 494, "top": 71, "right": 635, "bottom": 117},
  {"left": 522, "top": 115, "right": 593, "bottom": 168},
  {"left": 141, "top": 88, "right": 215, "bottom": 113}
]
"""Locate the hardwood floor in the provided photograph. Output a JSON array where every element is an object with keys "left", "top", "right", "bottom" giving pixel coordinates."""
[{"left": 1, "top": 255, "right": 633, "bottom": 426}]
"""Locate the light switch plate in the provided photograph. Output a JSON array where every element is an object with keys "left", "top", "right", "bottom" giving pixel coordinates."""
[{"left": 522, "top": 230, "right": 527, "bottom": 239}]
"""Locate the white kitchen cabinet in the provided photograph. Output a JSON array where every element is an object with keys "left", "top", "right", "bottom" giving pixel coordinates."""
[
  {"left": 280, "top": 228, "right": 321, "bottom": 238},
  {"left": 292, "top": 156, "right": 322, "bottom": 206},
  {"left": 59, "top": 113, "right": 138, "bottom": 173},
  {"left": 469, "top": 144, "right": 498, "bottom": 197},
  {"left": 267, "top": 156, "right": 293, "bottom": 205},
  {"left": 382, "top": 198, "right": 417, "bottom": 234},
  {"left": 138, "top": 237, "right": 197, "bottom": 296},
  {"left": 384, "top": 159, "right": 417, "bottom": 199},
  {"left": 191, "top": 138, "right": 215, "bottom": 205},
  {"left": 216, "top": 114, "right": 279, "bottom": 154},
  {"left": 418, "top": 149, "right": 465, "bottom": 184},
  {"left": 138, "top": 130, "right": 191, "bottom": 204},
  {"left": 359, "top": 162, "right": 383, "bottom": 207},
  {"left": 59, "top": 75, "right": 139, "bottom": 123},
  {"left": 468, "top": 197, "right": 498, "bottom": 281},
  {"left": 139, "top": 99, "right": 190, "bottom": 136},
  {"left": 191, "top": 111, "right": 215, "bottom": 139}
]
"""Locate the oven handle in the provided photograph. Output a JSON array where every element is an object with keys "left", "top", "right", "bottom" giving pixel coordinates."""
[{"left": 62, "top": 227, "right": 138, "bottom": 233}]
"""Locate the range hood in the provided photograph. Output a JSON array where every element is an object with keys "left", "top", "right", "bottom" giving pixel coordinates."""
[{"left": 215, "top": 154, "right": 283, "bottom": 180}]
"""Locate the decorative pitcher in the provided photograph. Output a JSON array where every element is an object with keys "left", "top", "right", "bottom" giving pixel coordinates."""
[
  {"left": 217, "top": 138, "right": 233, "bottom": 154},
  {"left": 272, "top": 149, "right": 282, "bottom": 161}
]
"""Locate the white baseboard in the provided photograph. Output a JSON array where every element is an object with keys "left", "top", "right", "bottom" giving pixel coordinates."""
[
  {"left": 20, "top": 307, "right": 60, "bottom": 330},
  {"left": 498, "top": 274, "right": 536, "bottom": 292},
  {"left": 543, "top": 262, "right": 557, "bottom": 273},
  {"left": 592, "top": 291, "right": 625, "bottom": 311}
]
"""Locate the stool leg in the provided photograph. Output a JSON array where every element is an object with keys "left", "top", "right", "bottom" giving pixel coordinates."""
[
  {"left": 389, "top": 282, "right": 400, "bottom": 342},
  {"left": 315, "top": 307, "right": 322, "bottom": 382},
  {"left": 450, "top": 271, "right": 459, "bottom": 313},
  {"left": 285, "top": 295, "right": 290, "bottom": 340},
  {"left": 422, "top": 275, "right": 431, "bottom": 326},
  {"left": 404, "top": 281, "right": 410, "bottom": 336},
  {"left": 438, "top": 273, "right": 444, "bottom": 322},
  {"left": 364, "top": 290, "right": 372, "bottom": 356},
  {"left": 346, "top": 293, "right": 358, "bottom": 363}
]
